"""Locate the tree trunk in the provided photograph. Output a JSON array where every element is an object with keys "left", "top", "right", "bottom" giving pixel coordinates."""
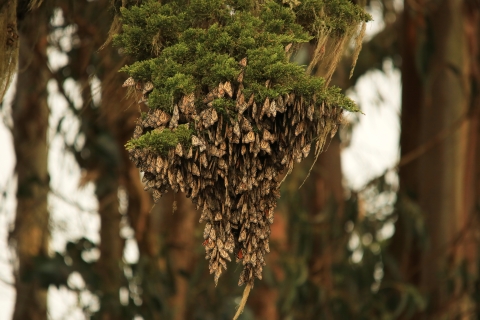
[
  {"left": 385, "top": 0, "right": 424, "bottom": 289},
  {"left": 163, "top": 193, "right": 199, "bottom": 320},
  {"left": 388, "top": 1, "right": 480, "bottom": 318},
  {"left": 10, "top": 4, "right": 50, "bottom": 319},
  {"left": 62, "top": 1, "right": 126, "bottom": 316},
  {"left": 0, "top": 0, "right": 18, "bottom": 102},
  {"left": 307, "top": 137, "right": 347, "bottom": 317},
  {"left": 418, "top": 2, "right": 479, "bottom": 317}
]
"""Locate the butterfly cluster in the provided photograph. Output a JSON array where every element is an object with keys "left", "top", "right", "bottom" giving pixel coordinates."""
[
  {"left": 122, "top": 77, "right": 154, "bottom": 105},
  {"left": 126, "top": 58, "right": 343, "bottom": 287}
]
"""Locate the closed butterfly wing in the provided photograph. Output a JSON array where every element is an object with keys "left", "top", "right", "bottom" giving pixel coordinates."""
[
  {"left": 142, "top": 81, "right": 154, "bottom": 95},
  {"left": 200, "top": 152, "right": 208, "bottom": 168},
  {"left": 243, "top": 131, "right": 255, "bottom": 144},
  {"left": 260, "top": 97, "right": 270, "bottom": 119},
  {"left": 192, "top": 163, "right": 200, "bottom": 176},
  {"left": 175, "top": 143, "right": 183, "bottom": 157},
  {"left": 302, "top": 143, "right": 311, "bottom": 158},
  {"left": 169, "top": 104, "right": 179, "bottom": 128},
  {"left": 233, "top": 121, "right": 241, "bottom": 137},
  {"left": 276, "top": 96, "right": 285, "bottom": 113},
  {"left": 285, "top": 43, "right": 292, "bottom": 52},
  {"left": 265, "top": 100, "right": 275, "bottom": 118},
  {"left": 237, "top": 70, "right": 244, "bottom": 83},
  {"left": 192, "top": 135, "right": 202, "bottom": 147},
  {"left": 241, "top": 116, "right": 252, "bottom": 132},
  {"left": 122, "top": 77, "right": 135, "bottom": 87},
  {"left": 204, "top": 223, "right": 212, "bottom": 239},
  {"left": 295, "top": 121, "right": 305, "bottom": 136},
  {"left": 152, "top": 189, "right": 162, "bottom": 202},
  {"left": 224, "top": 81, "right": 233, "bottom": 98},
  {"left": 260, "top": 140, "right": 271, "bottom": 154},
  {"left": 238, "top": 57, "right": 247, "bottom": 68},
  {"left": 307, "top": 103, "right": 314, "bottom": 121},
  {"left": 133, "top": 125, "right": 143, "bottom": 139}
]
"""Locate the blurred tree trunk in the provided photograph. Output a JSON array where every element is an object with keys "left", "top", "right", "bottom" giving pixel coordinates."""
[
  {"left": 388, "top": 1, "right": 480, "bottom": 318},
  {"left": 385, "top": 0, "right": 424, "bottom": 289},
  {"left": 0, "top": 0, "right": 18, "bottom": 102},
  {"left": 417, "top": 2, "right": 480, "bottom": 317},
  {"left": 60, "top": 1, "right": 126, "bottom": 317},
  {"left": 95, "top": 23, "right": 135, "bottom": 320},
  {"left": 59, "top": 1, "right": 204, "bottom": 318},
  {"left": 307, "top": 136, "right": 347, "bottom": 316},
  {"left": 10, "top": 4, "right": 50, "bottom": 320},
  {"left": 162, "top": 193, "right": 199, "bottom": 320}
]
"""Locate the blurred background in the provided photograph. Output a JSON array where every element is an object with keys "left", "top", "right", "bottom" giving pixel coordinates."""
[{"left": 0, "top": 0, "right": 479, "bottom": 319}]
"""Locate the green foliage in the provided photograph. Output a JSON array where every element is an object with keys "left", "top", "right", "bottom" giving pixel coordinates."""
[
  {"left": 276, "top": 167, "right": 406, "bottom": 319},
  {"left": 322, "top": 85, "right": 361, "bottom": 112},
  {"left": 114, "top": 0, "right": 369, "bottom": 112},
  {"left": 125, "top": 124, "right": 193, "bottom": 154}
]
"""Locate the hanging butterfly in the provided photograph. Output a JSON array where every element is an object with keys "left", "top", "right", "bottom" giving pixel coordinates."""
[
  {"left": 200, "top": 152, "right": 208, "bottom": 168},
  {"left": 175, "top": 143, "right": 183, "bottom": 157},
  {"left": 133, "top": 125, "right": 143, "bottom": 139},
  {"left": 142, "top": 81, "right": 154, "bottom": 95},
  {"left": 201, "top": 108, "right": 218, "bottom": 128},
  {"left": 236, "top": 249, "right": 244, "bottom": 260},
  {"left": 169, "top": 104, "right": 180, "bottom": 128},
  {"left": 295, "top": 121, "right": 306, "bottom": 136},
  {"left": 260, "top": 97, "right": 270, "bottom": 118},
  {"left": 240, "top": 116, "right": 252, "bottom": 132},
  {"left": 264, "top": 240, "right": 270, "bottom": 252},
  {"left": 180, "top": 93, "right": 196, "bottom": 115},
  {"left": 302, "top": 143, "right": 311, "bottom": 158},
  {"left": 192, "top": 163, "right": 200, "bottom": 176},
  {"left": 203, "top": 223, "right": 212, "bottom": 239},
  {"left": 238, "top": 57, "right": 247, "bottom": 68},
  {"left": 122, "top": 77, "right": 135, "bottom": 87},
  {"left": 157, "top": 110, "right": 171, "bottom": 126},
  {"left": 192, "top": 135, "right": 207, "bottom": 152},
  {"left": 276, "top": 96, "right": 286, "bottom": 113},
  {"left": 307, "top": 103, "right": 314, "bottom": 121},
  {"left": 267, "top": 100, "right": 277, "bottom": 117},
  {"left": 263, "top": 129, "right": 275, "bottom": 142},
  {"left": 285, "top": 43, "right": 293, "bottom": 52},
  {"left": 260, "top": 140, "right": 271, "bottom": 154},
  {"left": 233, "top": 121, "right": 241, "bottom": 137},
  {"left": 217, "top": 83, "right": 226, "bottom": 97},
  {"left": 155, "top": 157, "right": 165, "bottom": 173},
  {"left": 223, "top": 81, "right": 233, "bottom": 98}
]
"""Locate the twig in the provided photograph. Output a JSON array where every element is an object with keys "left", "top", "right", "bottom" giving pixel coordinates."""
[
  {"left": 396, "top": 113, "right": 469, "bottom": 168},
  {"left": 49, "top": 188, "right": 97, "bottom": 214},
  {"left": 356, "top": 110, "right": 471, "bottom": 193},
  {"left": 233, "top": 283, "right": 252, "bottom": 320}
]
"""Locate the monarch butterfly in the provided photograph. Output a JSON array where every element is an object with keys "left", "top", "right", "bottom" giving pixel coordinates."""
[
  {"left": 122, "top": 77, "right": 135, "bottom": 87},
  {"left": 237, "top": 249, "right": 244, "bottom": 260},
  {"left": 169, "top": 104, "right": 179, "bottom": 128},
  {"left": 243, "top": 131, "right": 255, "bottom": 144},
  {"left": 223, "top": 81, "right": 233, "bottom": 98},
  {"left": 238, "top": 57, "right": 247, "bottom": 67}
]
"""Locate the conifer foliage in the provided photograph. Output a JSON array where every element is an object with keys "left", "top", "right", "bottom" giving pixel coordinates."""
[{"left": 114, "top": 0, "right": 369, "bottom": 295}]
